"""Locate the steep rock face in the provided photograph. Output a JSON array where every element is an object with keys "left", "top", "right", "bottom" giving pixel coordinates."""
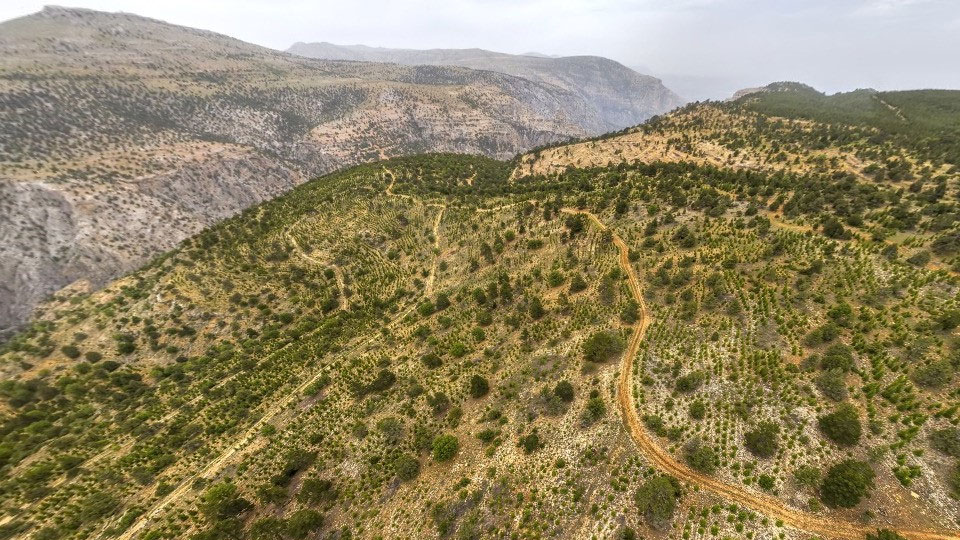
[
  {"left": 288, "top": 43, "right": 683, "bottom": 131},
  {"left": 0, "top": 149, "right": 302, "bottom": 333},
  {"left": 0, "top": 6, "right": 596, "bottom": 333}
]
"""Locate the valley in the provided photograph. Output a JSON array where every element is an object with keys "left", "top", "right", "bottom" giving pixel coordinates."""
[
  {"left": 0, "top": 6, "right": 959, "bottom": 540},
  {"left": 2, "top": 86, "right": 960, "bottom": 538},
  {"left": 2, "top": 5, "right": 657, "bottom": 335}
]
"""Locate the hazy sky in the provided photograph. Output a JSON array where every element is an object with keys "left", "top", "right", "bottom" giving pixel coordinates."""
[{"left": 3, "top": 0, "right": 959, "bottom": 96}]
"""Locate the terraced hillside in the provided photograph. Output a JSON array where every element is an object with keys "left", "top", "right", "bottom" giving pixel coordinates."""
[
  {"left": 0, "top": 5, "right": 608, "bottom": 335},
  {"left": 2, "top": 91, "right": 960, "bottom": 540}
]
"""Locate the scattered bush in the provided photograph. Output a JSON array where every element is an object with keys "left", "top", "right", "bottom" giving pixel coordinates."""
[
  {"left": 744, "top": 421, "right": 780, "bottom": 458},
  {"left": 635, "top": 475, "right": 679, "bottom": 528},
  {"left": 820, "top": 459, "right": 874, "bottom": 508},
  {"left": 582, "top": 331, "right": 625, "bottom": 363},
  {"left": 818, "top": 403, "right": 862, "bottom": 447},
  {"left": 469, "top": 375, "right": 490, "bottom": 399},
  {"left": 930, "top": 428, "right": 960, "bottom": 458},
  {"left": 394, "top": 454, "right": 421, "bottom": 481},
  {"left": 675, "top": 371, "right": 706, "bottom": 393},
  {"left": 554, "top": 380, "right": 575, "bottom": 403},
  {"left": 684, "top": 439, "right": 717, "bottom": 474},
  {"left": 432, "top": 434, "right": 459, "bottom": 462}
]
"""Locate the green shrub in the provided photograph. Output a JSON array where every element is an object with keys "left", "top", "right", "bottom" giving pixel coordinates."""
[
  {"left": 569, "top": 274, "right": 588, "bottom": 293},
  {"left": 675, "top": 371, "right": 706, "bottom": 393},
  {"left": 684, "top": 440, "right": 717, "bottom": 474},
  {"left": 635, "top": 474, "right": 679, "bottom": 528},
  {"left": 393, "top": 454, "right": 420, "bottom": 481},
  {"left": 199, "top": 483, "right": 252, "bottom": 522},
  {"left": 865, "top": 530, "right": 908, "bottom": 540},
  {"left": 912, "top": 360, "right": 954, "bottom": 388},
  {"left": 584, "top": 397, "right": 606, "bottom": 423},
  {"left": 820, "top": 343, "right": 854, "bottom": 372},
  {"left": 528, "top": 296, "right": 546, "bottom": 319},
  {"left": 286, "top": 509, "right": 323, "bottom": 539},
  {"left": 519, "top": 431, "right": 541, "bottom": 454},
  {"left": 554, "top": 380, "right": 575, "bottom": 403},
  {"left": 930, "top": 427, "right": 960, "bottom": 458},
  {"left": 818, "top": 403, "right": 862, "bottom": 447},
  {"left": 298, "top": 478, "right": 336, "bottom": 504},
  {"left": 620, "top": 300, "right": 639, "bottom": 323},
  {"left": 582, "top": 331, "right": 625, "bottom": 363},
  {"left": 688, "top": 401, "right": 706, "bottom": 420},
  {"left": 449, "top": 342, "right": 468, "bottom": 357},
  {"left": 249, "top": 517, "right": 286, "bottom": 540},
  {"left": 822, "top": 217, "right": 847, "bottom": 239},
  {"left": 421, "top": 353, "right": 442, "bottom": 369},
  {"left": 819, "top": 459, "right": 874, "bottom": 508},
  {"left": 744, "top": 421, "right": 780, "bottom": 458},
  {"left": 758, "top": 474, "right": 775, "bottom": 490},
  {"left": 469, "top": 375, "right": 489, "bottom": 399},
  {"left": 793, "top": 465, "right": 821, "bottom": 488},
  {"left": 417, "top": 301, "right": 435, "bottom": 317},
  {"left": 949, "top": 461, "right": 960, "bottom": 497},
  {"left": 432, "top": 434, "right": 459, "bottom": 462},
  {"left": 815, "top": 369, "right": 848, "bottom": 401}
]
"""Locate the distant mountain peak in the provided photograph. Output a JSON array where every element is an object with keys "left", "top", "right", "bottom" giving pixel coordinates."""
[
  {"left": 521, "top": 51, "right": 560, "bottom": 58},
  {"left": 729, "top": 81, "right": 821, "bottom": 101},
  {"left": 763, "top": 81, "right": 820, "bottom": 93}
]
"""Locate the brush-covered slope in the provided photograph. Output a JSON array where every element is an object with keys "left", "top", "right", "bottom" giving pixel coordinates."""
[
  {"left": 734, "top": 82, "right": 960, "bottom": 166},
  {"left": 0, "top": 5, "right": 595, "bottom": 335},
  {"left": 1, "top": 137, "right": 959, "bottom": 540},
  {"left": 516, "top": 83, "right": 960, "bottom": 184},
  {"left": 287, "top": 42, "right": 683, "bottom": 131}
]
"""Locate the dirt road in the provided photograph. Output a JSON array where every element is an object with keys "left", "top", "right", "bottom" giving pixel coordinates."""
[{"left": 562, "top": 208, "right": 959, "bottom": 540}]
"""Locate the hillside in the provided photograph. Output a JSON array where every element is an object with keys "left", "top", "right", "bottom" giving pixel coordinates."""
[
  {"left": 0, "top": 6, "right": 601, "bottom": 335},
  {"left": 287, "top": 42, "right": 683, "bottom": 131},
  {"left": 734, "top": 83, "right": 960, "bottom": 166},
  {"left": 516, "top": 84, "right": 960, "bottom": 184},
  {"left": 2, "top": 92, "right": 960, "bottom": 540}
]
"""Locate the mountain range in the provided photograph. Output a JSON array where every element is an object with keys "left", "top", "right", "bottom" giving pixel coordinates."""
[
  {"left": 1, "top": 79, "right": 958, "bottom": 540},
  {"left": 0, "top": 6, "right": 681, "bottom": 336},
  {"left": 287, "top": 42, "right": 682, "bottom": 131}
]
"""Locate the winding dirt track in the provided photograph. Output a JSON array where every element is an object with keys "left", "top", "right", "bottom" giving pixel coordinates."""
[
  {"left": 562, "top": 208, "right": 959, "bottom": 540},
  {"left": 285, "top": 230, "right": 350, "bottom": 311},
  {"left": 119, "top": 183, "right": 443, "bottom": 540}
]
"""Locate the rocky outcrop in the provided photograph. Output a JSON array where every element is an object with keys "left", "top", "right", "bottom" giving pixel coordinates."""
[{"left": 0, "top": 149, "right": 301, "bottom": 332}]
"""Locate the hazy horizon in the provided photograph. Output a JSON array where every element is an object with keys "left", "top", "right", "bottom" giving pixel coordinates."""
[{"left": 2, "top": 0, "right": 959, "bottom": 100}]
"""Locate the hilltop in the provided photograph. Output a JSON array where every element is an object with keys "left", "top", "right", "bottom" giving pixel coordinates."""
[
  {"left": 287, "top": 42, "right": 683, "bottom": 131},
  {"left": 517, "top": 83, "right": 960, "bottom": 180},
  {"left": 0, "top": 5, "right": 608, "bottom": 335},
  {"left": 1, "top": 85, "right": 959, "bottom": 539}
]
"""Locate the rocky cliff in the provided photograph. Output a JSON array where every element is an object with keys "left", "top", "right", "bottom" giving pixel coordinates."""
[
  {"left": 288, "top": 42, "right": 683, "bottom": 132},
  {"left": 0, "top": 6, "right": 602, "bottom": 333}
]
